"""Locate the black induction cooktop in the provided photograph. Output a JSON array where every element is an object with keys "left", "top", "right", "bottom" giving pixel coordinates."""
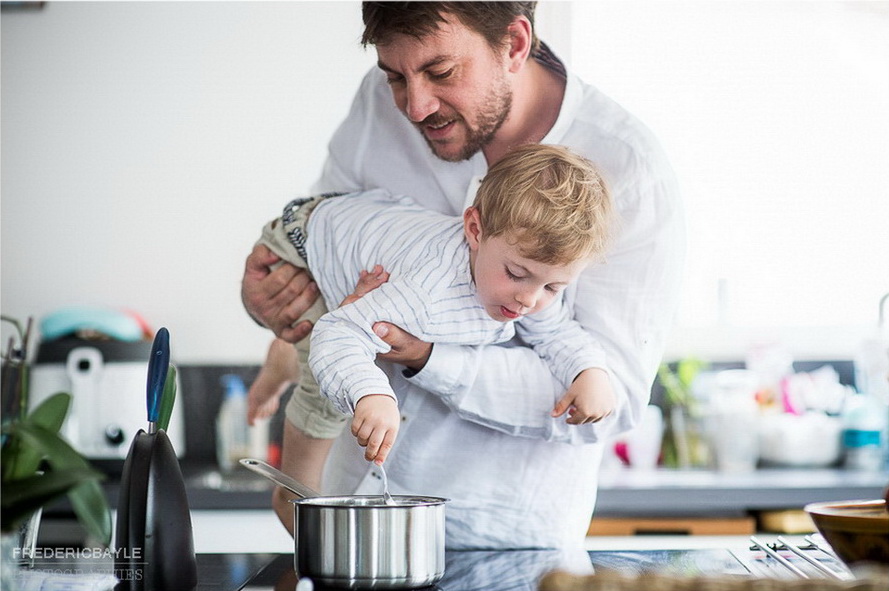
[{"left": 239, "top": 547, "right": 754, "bottom": 591}]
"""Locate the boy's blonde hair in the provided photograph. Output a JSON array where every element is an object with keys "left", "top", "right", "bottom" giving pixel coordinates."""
[{"left": 473, "top": 144, "right": 614, "bottom": 265}]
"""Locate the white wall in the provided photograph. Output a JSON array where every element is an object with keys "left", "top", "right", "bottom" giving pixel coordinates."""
[
  {"left": 0, "top": 1, "right": 573, "bottom": 364},
  {"left": 1, "top": 1, "right": 375, "bottom": 363},
  {"left": 569, "top": 1, "right": 889, "bottom": 362},
  {"left": 3, "top": 1, "right": 885, "bottom": 365}
]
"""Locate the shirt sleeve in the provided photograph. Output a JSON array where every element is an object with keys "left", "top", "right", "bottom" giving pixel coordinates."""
[
  {"left": 309, "top": 70, "right": 377, "bottom": 195},
  {"left": 513, "top": 295, "right": 608, "bottom": 390},
  {"left": 309, "top": 280, "right": 431, "bottom": 414},
  {"left": 410, "top": 159, "right": 686, "bottom": 445}
]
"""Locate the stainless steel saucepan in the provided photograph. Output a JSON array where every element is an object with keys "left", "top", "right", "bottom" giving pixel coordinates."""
[{"left": 240, "top": 458, "right": 448, "bottom": 589}]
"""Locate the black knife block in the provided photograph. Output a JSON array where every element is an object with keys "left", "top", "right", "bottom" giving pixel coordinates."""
[{"left": 115, "top": 428, "right": 197, "bottom": 591}]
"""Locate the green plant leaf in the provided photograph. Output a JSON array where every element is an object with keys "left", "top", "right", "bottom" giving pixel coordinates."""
[
  {"left": 158, "top": 365, "right": 177, "bottom": 432},
  {"left": 676, "top": 358, "right": 706, "bottom": 389},
  {"left": 25, "top": 392, "right": 70, "bottom": 432},
  {"left": 1, "top": 393, "right": 71, "bottom": 481},
  {"left": 2, "top": 433, "right": 28, "bottom": 482},
  {"left": 658, "top": 364, "right": 688, "bottom": 407},
  {"left": 14, "top": 423, "right": 111, "bottom": 545},
  {"left": 1, "top": 424, "right": 42, "bottom": 482},
  {"left": 1, "top": 467, "right": 102, "bottom": 532},
  {"left": 68, "top": 479, "right": 113, "bottom": 546}
]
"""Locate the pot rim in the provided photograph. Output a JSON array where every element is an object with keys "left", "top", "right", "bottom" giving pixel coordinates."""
[{"left": 290, "top": 495, "right": 449, "bottom": 508}]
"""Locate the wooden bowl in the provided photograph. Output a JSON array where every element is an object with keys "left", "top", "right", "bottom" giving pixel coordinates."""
[{"left": 804, "top": 499, "right": 889, "bottom": 566}]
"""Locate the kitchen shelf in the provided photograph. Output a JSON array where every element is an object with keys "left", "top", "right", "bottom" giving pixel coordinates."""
[
  {"left": 594, "top": 467, "right": 887, "bottom": 518},
  {"left": 588, "top": 515, "right": 756, "bottom": 536}
]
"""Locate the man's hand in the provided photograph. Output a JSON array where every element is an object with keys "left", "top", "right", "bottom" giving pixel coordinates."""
[
  {"left": 241, "top": 243, "right": 320, "bottom": 343},
  {"left": 336, "top": 264, "right": 433, "bottom": 372},
  {"left": 551, "top": 368, "right": 616, "bottom": 425},
  {"left": 352, "top": 394, "right": 400, "bottom": 464},
  {"left": 373, "top": 323, "right": 433, "bottom": 372}
]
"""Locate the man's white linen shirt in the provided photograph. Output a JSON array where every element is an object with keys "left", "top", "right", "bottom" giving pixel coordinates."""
[
  {"left": 310, "top": 48, "right": 686, "bottom": 550},
  {"left": 305, "top": 191, "right": 604, "bottom": 414}
]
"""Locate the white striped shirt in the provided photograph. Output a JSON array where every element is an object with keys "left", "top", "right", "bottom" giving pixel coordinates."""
[{"left": 305, "top": 189, "right": 604, "bottom": 414}]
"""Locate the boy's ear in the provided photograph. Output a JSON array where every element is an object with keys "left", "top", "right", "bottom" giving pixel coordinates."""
[{"left": 463, "top": 207, "right": 483, "bottom": 250}]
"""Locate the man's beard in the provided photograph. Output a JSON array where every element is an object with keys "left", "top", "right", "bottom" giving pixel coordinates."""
[{"left": 418, "top": 81, "right": 513, "bottom": 162}]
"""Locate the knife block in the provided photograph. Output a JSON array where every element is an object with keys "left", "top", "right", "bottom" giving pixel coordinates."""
[{"left": 115, "top": 428, "right": 197, "bottom": 591}]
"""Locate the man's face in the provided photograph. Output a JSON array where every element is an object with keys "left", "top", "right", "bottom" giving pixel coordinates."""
[{"left": 375, "top": 15, "right": 513, "bottom": 162}]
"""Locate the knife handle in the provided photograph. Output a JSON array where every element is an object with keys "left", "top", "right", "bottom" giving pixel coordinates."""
[{"left": 146, "top": 327, "right": 170, "bottom": 423}]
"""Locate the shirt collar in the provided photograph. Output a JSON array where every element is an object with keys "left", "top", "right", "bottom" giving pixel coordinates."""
[{"left": 534, "top": 41, "right": 583, "bottom": 145}]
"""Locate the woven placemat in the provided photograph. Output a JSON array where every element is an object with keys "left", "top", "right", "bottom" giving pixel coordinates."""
[{"left": 539, "top": 567, "right": 889, "bottom": 591}]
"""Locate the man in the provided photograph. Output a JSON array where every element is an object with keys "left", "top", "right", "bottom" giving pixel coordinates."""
[{"left": 242, "top": 2, "right": 685, "bottom": 550}]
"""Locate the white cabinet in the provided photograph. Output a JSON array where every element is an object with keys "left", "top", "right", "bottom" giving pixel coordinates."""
[{"left": 190, "top": 510, "right": 293, "bottom": 554}]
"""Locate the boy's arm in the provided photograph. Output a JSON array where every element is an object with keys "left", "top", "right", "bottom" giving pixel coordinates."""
[
  {"left": 309, "top": 280, "right": 430, "bottom": 414},
  {"left": 513, "top": 296, "right": 608, "bottom": 390},
  {"left": 516, "top": 298, "right": 617, "bottom": 426}
]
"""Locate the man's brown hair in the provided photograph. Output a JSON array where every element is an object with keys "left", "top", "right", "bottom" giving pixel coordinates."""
[{"left": 361, "top": 2, "right": 540, "bottom": 53}]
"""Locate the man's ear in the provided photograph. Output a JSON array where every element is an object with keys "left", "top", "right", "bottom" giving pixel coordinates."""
[
  {"left": 506, "top": 16, "right": 533, "bottom": 73},
  {"left": 463, "top": 206, "right": 483, "bottom": 250}
]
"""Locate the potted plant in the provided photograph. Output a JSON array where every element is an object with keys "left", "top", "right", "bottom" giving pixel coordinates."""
[
  {"left": 1, "top": 316, "right": 111, "bottom": 568},
  {"left": 657, "top": 358, "right": 712, "bottom": 469}
]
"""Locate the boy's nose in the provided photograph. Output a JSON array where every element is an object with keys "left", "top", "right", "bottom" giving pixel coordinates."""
[{"left": 514, "top": 290, "right": 537, "bottom": 312}]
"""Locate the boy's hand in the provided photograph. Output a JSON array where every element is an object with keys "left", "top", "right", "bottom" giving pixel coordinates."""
[
  {"left": 340, "top": 265, "right": 390, "bottom": 307},
  {"left": 551, "top": 368, "right": 616, "bottom": 425},
  {"left": 352, "top": 394, "right": 400, "bottom": 464}
]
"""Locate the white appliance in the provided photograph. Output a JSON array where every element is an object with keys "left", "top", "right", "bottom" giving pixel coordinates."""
[{"left": 29, "top": 339, "right": 185, "bottom": 459}]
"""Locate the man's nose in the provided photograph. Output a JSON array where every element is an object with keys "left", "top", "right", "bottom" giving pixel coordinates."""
[{"left": 404, "top": 80, "right": 440, "bottom": 123}]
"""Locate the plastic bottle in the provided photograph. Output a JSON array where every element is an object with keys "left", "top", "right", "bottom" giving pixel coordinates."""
[
  {"left": 841, "top": 391, "right": 887, "bottom": 472},
  {"left": 216, "top": 374, "right": 250, "bottom": 472}
]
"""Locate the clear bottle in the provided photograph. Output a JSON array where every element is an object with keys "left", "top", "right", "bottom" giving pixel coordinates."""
[
  {"left": 216, "top": 374, "right": 250, "bottom": 472},
  {"left": 841, "top": 391, "right": 887, "bottom": 472}
]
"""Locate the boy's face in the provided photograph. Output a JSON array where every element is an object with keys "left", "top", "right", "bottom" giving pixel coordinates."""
[
  {"left": 374, "top": 14, "right": 514, "bottom": 163},
  {"left": 464, "top": 208, "right": 588, "bottom": 322}
]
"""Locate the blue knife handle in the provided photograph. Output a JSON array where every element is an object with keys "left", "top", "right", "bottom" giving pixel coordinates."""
[{"left": 146, "top": 327, "right": 170, "bottom": 423}]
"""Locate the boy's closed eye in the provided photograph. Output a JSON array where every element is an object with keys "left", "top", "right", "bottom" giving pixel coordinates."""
[{"left": 505, "top": 266, "right": 526, "bottom": 281}]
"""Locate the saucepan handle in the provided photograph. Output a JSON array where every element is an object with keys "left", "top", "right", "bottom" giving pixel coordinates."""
[{"left": 239, "top": 458, "right": 321, "bottom": 499}]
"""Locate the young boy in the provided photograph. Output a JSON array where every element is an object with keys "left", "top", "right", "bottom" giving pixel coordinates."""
[{"left": 251, "top": 144, "right": 616, "bottom": 467}]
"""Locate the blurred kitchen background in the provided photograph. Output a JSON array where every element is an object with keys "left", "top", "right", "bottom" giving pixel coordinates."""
[{"left": 2, "top": 1, "right": 887, "bottom": 552}]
